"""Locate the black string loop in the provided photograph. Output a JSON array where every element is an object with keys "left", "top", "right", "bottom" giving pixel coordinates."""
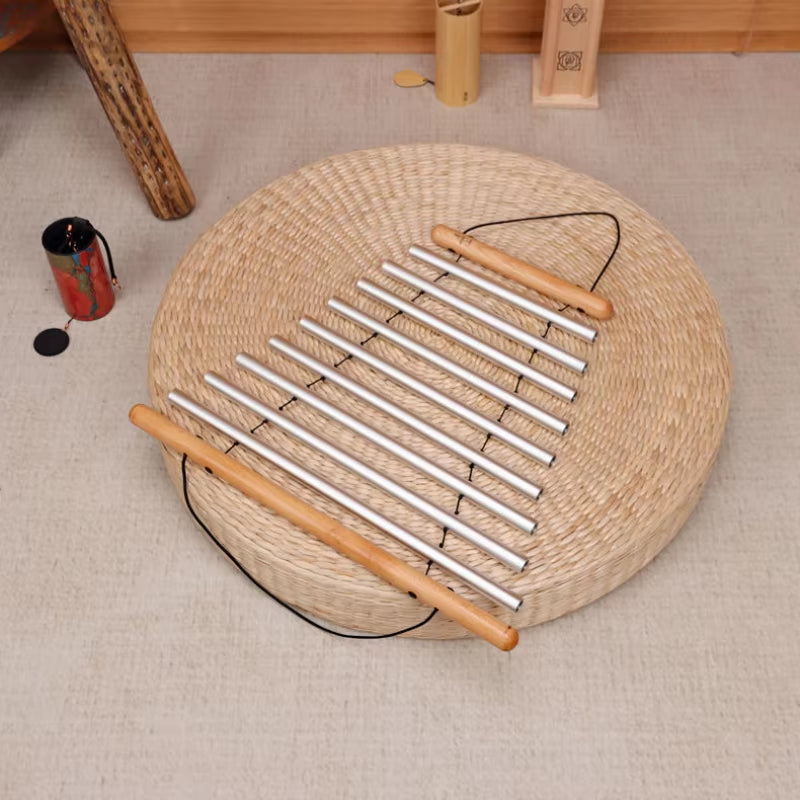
[
  {"left": 461, "top": 210, "right": 620, "bottom": 292},
  {"left": 181, "top": 454, "right": 439, "bottom": 639}
]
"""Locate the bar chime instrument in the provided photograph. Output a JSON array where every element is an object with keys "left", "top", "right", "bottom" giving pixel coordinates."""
[{"left": 131, "top": 225, "right": 614, "bottom": 651}]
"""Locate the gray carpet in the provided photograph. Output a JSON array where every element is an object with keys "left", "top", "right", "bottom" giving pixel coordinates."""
[{"left": 1, "top": 52, "right": 798, "bottom": 799}]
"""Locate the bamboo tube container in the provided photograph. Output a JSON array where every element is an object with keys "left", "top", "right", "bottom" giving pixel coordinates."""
[{"left": 435, "top": 0, "right": 483, "bottom": 107}]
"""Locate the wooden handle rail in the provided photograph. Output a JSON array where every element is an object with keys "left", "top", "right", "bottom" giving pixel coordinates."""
[
  {"left": 129, "top": 404, "right": 519, "bottom": 651},
  {"left": 431, "top": 224, "right": 614, "bottom": 320}
]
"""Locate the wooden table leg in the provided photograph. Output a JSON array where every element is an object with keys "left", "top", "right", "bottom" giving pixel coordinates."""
[{"left": 52, "top": 0, "right": 195, "bottom": 220}]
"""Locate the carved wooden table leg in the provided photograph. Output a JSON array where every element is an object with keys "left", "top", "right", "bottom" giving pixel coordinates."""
[{"left": 51, "top": 0, "right": 195, "bottom": 220}]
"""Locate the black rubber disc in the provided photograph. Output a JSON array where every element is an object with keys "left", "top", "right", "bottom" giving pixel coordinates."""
[{"left": 34, "top": 328, "right": 70, "bottom": 356}]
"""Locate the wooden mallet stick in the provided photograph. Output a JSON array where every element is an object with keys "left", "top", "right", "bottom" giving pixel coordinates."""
[
  {"left": 431, "top": 224, "right": 614, "bottom": 320},
  {"left": 129, "top": 404, "right": 519, "bottom": 651}
]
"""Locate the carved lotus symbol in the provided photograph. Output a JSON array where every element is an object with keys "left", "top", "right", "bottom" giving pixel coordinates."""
[
  {"left": 557, "top": 50, "right": 583, "bottom": 71},
  {"left": 562, "top": 4, "right": 588, "bottom": 26}
]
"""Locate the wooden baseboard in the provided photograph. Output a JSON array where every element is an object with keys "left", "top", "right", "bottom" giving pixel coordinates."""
[{"left": 13, "top": 2, "right": 800, "bottom": 53}]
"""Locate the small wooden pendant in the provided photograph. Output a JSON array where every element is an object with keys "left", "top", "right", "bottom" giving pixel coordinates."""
[{"left": 393, "top": 70, "right": 429, "bottom": 88}]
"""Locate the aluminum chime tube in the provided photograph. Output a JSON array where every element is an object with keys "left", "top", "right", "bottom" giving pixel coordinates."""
[
  {"left": 298, "top": 318, "right": 556, "bottom": 466},
  {"left": 267, "top": 337, "right": 543, "bottom": 500},
  {"left": 168, "top": 389, "right": 523, "bottom": 612},
  {"left": 328, "top": 298, "right": 569, "bottom": 436},
  {"left": 234, "top": 353, "right": 537, "bottom": 533},
  {"left": 408, "top": 245, "right": 598, "bottom": 343},
  {"left": 202, "top": 374, "right": 529, "bottom": 573},
  {"left": 381, "top": 260, "right": 588, "bottom": 373},
  {"left": 357, "top": 278, "right": 577, "bottom": 401}
]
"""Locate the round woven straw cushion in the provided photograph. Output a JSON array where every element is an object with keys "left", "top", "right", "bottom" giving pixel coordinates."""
[{"left": 149, "top": 144, "right": 731, "bottom": 639}]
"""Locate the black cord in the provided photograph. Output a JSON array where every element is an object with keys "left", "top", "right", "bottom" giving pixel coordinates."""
[
  {"left": 181, "top": 454, "right": 439, "bottom": 639},
  {"left": 93, "top": 228, "right": 119, "bottom": 286},
  {"left": 462, "top": 211, "right": 621, "bottom": 292}
]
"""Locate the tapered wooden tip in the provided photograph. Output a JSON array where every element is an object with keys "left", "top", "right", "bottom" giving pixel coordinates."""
[{"left": 500, "top": 625, "right": 519, "bottom": 651}]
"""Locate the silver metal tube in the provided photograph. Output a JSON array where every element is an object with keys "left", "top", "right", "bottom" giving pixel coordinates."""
[
  {"left": 382, "top": 260, "right": 588, "bottom": 374},
  {"left": 328, "top": 298, "right": 569, "bottom": 436},
  {"left": 358, "top": 278, "right": 577, "bottom": 402},
  {"left": 298, "top": 318, "right": 556, "bottom": 467},
  {"left": 268, "top": 337, "right": 543, "bottom": 500},
  {"left": 203, "top": 373, "right": 528, "bottom": 573},
  {"left": 409, "top": 245, "right": 598, "bottom": 343},
  {"left": 235, "top": 353, "right": 536, "bottom": 534},
  {"left": 168, "top": 390, "right": 522, "bottom": 611}
]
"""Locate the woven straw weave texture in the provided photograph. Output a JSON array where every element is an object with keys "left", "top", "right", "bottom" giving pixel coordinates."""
[{"left": 149, "top": 144, "right": 731, "bottom": 639}]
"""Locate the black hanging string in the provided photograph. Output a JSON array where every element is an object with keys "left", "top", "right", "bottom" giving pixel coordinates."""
[
  {"left": 461, "top": 211, "right": 621, "bottom": 293},
  {"left": 93, "top": 227, "right": 120, "bottom": 288},
  {"left": 181, "top": 209, "right": 621, "bottom": 640},
  {"left": 181, "top": 454, "right": 439, "bottom": 639}
]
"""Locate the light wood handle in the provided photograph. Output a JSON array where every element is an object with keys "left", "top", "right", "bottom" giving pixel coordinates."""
[
  {"left": 130, "top": 404, "right": 519, "bottom": 651},
  {"left": 431, "top": 224, "right": 614, "bottom": 320}
]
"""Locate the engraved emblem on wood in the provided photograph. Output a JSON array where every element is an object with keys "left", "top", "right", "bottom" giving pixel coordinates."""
[
  {"left": 562, "top": 4, "right": 588, "bottom": 26},
  {"left": 557, "top": 50, "right": 583, "bottom": 70}
]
